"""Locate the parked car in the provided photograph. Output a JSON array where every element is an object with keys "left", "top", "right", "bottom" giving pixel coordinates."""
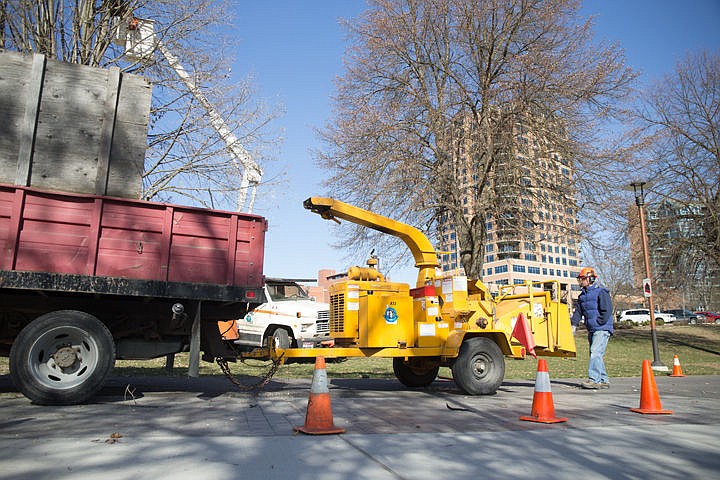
[
  {"left": 662, "top": 309, "right": 705, "bottom": 324},
  {"left": 618, "top": 309, "right": 676, "bottom": 325},
  {"left": 694, "top": 311, "right": 720, "bottom": 325}
]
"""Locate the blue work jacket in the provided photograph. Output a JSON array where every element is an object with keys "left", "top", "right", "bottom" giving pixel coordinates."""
[{"left": 571, "top": 282, "right": 614, "bottom": 334}]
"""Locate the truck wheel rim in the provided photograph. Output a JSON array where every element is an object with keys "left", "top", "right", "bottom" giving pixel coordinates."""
[{"left": 27, "top": 326, "right": 100, "bottom": 390}]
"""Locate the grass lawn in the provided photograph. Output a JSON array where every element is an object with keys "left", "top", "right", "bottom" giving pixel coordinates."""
[{"left": 2, "top": 325, "right": 718, "bottom": 383}]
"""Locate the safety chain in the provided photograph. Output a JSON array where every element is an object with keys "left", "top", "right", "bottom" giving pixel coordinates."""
[{"left": 215, "top": 353, "right": 285, "bottom": 392}]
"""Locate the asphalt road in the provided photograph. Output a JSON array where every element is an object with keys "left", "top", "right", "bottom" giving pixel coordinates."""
[{"left": 1, "top": 372, "right": 719, "bottom": 479}]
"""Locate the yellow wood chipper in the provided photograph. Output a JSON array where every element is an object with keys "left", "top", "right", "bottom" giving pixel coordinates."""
[{"left": 263, "top": 197, "right": 576, "bottom": 395}]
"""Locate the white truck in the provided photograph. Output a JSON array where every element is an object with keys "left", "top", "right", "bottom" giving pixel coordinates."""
[{"left": 235, "top": 279, "right": 331, "bottom": 350}]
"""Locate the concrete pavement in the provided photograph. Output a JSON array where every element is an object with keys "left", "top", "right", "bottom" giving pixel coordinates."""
[{"left": 1, "top": 373, "right": 719, "bottom": 479}]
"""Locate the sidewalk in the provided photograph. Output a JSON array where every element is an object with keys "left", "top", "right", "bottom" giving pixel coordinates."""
[{"left": 1, "top": 374, "right": 719, "bottom": 479}]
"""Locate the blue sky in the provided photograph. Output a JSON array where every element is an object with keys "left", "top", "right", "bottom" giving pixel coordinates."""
[{"left": 230, "top": 0, "right": 720, "bottom": 284}]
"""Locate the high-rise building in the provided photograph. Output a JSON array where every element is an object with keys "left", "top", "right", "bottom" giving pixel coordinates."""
[
  {"left": 629, "top": 200, "right": 719, "bottom": 311},
  {"left": 437, "top": 115, "right": 581, "bottom": 297}
]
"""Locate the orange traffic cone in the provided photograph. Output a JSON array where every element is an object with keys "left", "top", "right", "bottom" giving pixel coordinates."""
[
  {"left": 669, "top": 355, "right": 685, "bottom": 377},
  {"left": 630, "top": 360, "right": 673, "bottom": 415},
  {"left": 520, "top": 358, "right": 567, "bottom": 423},
  {"left": 294, "top": 356, "right": 345, "bottom": 435}
]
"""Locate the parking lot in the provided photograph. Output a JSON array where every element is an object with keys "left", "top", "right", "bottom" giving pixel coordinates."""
[{"left": 1, "top": 371, "right": 719, "bottom": 479}]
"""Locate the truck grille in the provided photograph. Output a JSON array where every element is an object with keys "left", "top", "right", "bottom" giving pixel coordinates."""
[
  {"left": 316, "top": 310, "right": 330, "bottom": 335},
  {"left": 330, "top": 293, "right": 345, "bottom": 333}
]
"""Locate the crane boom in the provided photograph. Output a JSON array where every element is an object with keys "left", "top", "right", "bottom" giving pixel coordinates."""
[
  {"left": 118, "top": 16, "right": 262, "bottom": 212},
  {"left": 157, "top": 44, "right": 263, "bottom": 212}
]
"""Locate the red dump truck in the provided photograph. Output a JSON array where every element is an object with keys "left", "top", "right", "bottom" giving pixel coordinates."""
[{"left": 0, "top": 183, "right": 267, "bottom": 404}]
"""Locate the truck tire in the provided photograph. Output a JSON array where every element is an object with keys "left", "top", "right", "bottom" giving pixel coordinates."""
[
  {"left": 9, "top": 310, "right": 115, "bottom": 405},
  {"left": 393, "top": 357, "right": 440, "bottom": 387},
  {"left": 452, "top": 337, "right": 505, "bottom": 395},
  {"left": 270, "top": 328, "right": 291, "bottom": 349}
]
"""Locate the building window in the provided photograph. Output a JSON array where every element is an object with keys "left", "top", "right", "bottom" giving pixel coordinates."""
[
  {"left": 528, "top": 266, "right": 541, "bottom": 274},
  {"left": 525, "top": 253, "right": 537, "bottom": 261},
  {"left": 494, "top": 265, "right": 508, "bottom": 274},
  {"left": 514, "top": 279, "right": 525, "bottom": 284},
  {"left": 513, "top": 265, "right": 526, "bottom": 273}
]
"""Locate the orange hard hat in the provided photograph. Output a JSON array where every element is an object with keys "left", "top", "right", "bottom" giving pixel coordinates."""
[{"left": 577, "top": 267, "right": 597, "bottom": 278}]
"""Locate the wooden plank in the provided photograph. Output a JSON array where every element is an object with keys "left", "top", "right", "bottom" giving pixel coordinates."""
[
  {"left": 28, "top": 58, "right": 108, "bottom": 194},
  {"left": 15, "top": 54, "right": 46, "bottom": 186},
  {"left": 1, "top": 51, "right": 150, "bottom": 198},
  {"left": 95, "top": 68, "right": 122, "bottom": 195},
  {"left": 108, "top": 72, "right": 152, "bottom": 198},
  {"left": 104, "top": 122, "right": 147, "bottom": 197},
  {"left": 0, "top": 52, "right": 32, "bottom": 182}
]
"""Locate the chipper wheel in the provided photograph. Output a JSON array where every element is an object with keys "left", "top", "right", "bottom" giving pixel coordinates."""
[{"left": 451, "top": 337, "right": 505, "bottom": 395}]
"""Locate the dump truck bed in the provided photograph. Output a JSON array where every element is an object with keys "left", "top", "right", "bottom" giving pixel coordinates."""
[{"left": 0, "top": 183, "right": 266, "bottom": 302}]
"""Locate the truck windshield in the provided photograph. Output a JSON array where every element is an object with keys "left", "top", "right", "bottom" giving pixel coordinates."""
[{"left": 267, "top": 283, "right": 309, "bottom": 301}]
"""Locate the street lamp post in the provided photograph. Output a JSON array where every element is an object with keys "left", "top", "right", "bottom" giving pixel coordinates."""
[{"left": 630, "top": 181, "right": 668, "bottom": 371}]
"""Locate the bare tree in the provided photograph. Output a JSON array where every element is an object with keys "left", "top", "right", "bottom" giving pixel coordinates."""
[
  {"left": 2, "top": 1, "right": 282, "bottom": 209},
  {"left": 633, "top": 50, "right": 720, "bottom": 265},
  {"left": 316, "top": 0, "right": 636, "bottom": 278},
  {"left": 582, "top": 240, "right": 634, "bottom": 311},
  {"left": 623, "top": 49, "right": 720, "bottom": 309}
]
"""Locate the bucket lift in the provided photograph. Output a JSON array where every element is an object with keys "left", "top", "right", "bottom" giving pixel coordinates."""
[{"left": 113, "top": 16, "right": 262, "bottom": 212}]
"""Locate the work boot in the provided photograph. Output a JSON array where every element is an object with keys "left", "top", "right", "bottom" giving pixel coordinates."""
[
  {"left": 580, "top": 380, "right": 601, "bottom": 389},
  {"left": 599, "top": 381, "right": 610, "bottom": 389}
]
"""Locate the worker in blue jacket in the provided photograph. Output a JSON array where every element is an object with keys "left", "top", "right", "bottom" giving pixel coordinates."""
[{"left": 571, "top": 267, "right": 614, "bottom": 389}]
